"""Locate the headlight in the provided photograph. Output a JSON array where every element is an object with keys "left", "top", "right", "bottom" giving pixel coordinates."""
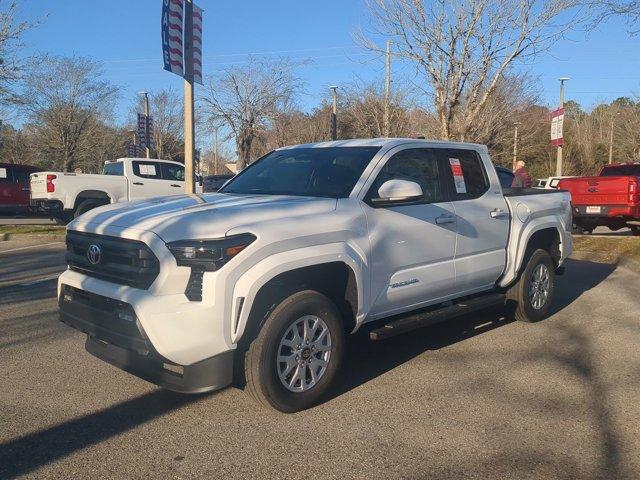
[{"left": 167, "top": 233, "right": 256, "bottom": 271}]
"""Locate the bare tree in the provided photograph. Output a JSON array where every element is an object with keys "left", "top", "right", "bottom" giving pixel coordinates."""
[
  {"left": 590, "top": 1, "right": 640, "bottom": 33},
  {"left": 0, "top": 0, "right": 33, "bottom": 105},
  {"left": 202, "top": 58, "right": 300, "bottom": 169},
  {"left": 360, "top": 0, "right": 584, "bottom": 141},
  {"left": 22, "top": 55, "right": 118, "bottom": 171}
]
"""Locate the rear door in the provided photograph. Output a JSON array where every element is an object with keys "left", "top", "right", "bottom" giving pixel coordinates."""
[
  {"left": 129, "top": 160, "right": 166, "bottom": 199},
  {"left": 12, "top": 166, "right": 33, "bottom": 206},
  {"left": 160, "top": 162, "right": 185, "bottom": 194},
  {"left": 440, "top": 149, "right": 510, "bottom": 295}
]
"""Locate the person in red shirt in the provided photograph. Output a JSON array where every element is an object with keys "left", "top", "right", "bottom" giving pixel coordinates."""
[{"left": 512, "top": 160, "right": 533, "bottom": 188}]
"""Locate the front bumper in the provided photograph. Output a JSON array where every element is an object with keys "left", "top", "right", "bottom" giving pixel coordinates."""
[{"left": 59, "top": 285, "right": 233, "bottom": 394}]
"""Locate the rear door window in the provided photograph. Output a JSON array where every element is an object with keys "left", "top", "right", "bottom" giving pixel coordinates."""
[
  {"left": 161, "top": 163, "right": 185, "bottom": 181},
  {"left": 12, "top": 167, "right": 31, "bottom": 183},
  {"left": 104, "top": 162, "right": 124, "bottom": 176},
  {"left": 440, "top": 149, "right": 489, "bottom": 201},
  {"left": 132, "top": 161, "right": 162, "bottom": 179}
]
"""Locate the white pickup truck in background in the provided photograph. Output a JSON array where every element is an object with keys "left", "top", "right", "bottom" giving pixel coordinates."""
[
  {"left": 58, "top": 138, "right": 573, "bottom": 412},
  {"left": 30, "top": 157, "right": 189, "bottom": 222}
]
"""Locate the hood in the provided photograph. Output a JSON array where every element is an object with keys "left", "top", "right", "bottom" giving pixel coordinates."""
[{"left": 69, "top": 193, "right": 338, "bottom": 242}]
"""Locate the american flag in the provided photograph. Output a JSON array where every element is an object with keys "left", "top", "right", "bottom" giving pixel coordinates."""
[{"left": 162, "top": 0, "right": 184, "bottom": 77}]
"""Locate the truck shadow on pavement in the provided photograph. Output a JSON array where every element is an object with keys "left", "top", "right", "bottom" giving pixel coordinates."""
[
  {"left": 0, "top": 390, "right": 206, "bottom": 479},
  {"left": 330, "top": 258, "right": 617, "bottom": 402}
]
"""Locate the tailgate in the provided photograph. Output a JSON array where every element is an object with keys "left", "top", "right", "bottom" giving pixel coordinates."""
[
  {"left": 30, "top": 172, "right": 48, "bottom": 196},
  {"left": 561, "top": 176, "right": 630, "bottom": 206}
]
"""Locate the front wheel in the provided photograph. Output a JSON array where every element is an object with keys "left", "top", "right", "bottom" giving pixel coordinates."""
[
  {"left": 243, "top": 290, "right": 345, "bottom": 413},
  {"left": 506, "top": 249, "right": 556, "bottom": 323},
  {"left": 630, "top": 225, "right": 640, "bottom": 237}
]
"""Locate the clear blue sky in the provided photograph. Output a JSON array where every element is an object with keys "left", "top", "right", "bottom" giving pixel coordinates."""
[{"left": 16, "top": 0, "right": 640, "bottom": 126}]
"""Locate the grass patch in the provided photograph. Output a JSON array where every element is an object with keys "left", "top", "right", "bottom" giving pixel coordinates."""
[
  {"left": 0, "top": 225, "right": 65, "bottom": 235},
  {"left": 573, "top": 236, "right": 640, "bottom": 263}
]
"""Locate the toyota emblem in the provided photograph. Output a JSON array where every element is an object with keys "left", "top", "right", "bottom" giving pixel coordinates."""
[{"left": 87, "top": 244, "right": 102, "bottom": 265}]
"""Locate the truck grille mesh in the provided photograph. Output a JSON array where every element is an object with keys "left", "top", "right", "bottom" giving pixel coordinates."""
[{"left": 66, "top": 231, "right": 160, "bottom": 289}]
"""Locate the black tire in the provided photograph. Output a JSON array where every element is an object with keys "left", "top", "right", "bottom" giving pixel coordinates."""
[
  {"left": 243, "top": 290, "right": 345, "bottom": 413},
  {"left": 506, "top": 249, "right": 556, "bottom": 323},
  {"left": 73, "top": 199, "right": 101, "bottom": 219},
  {"left": 630, "top": 225, "right": 640, "bottom": 237}
]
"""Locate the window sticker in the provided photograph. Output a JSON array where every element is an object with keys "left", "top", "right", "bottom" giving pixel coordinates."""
[
  {"left": 448, "top": 158, "right": 467, "bottom": 194},
  {"left": 139, "top": 164, "right": 157, "bottom": 176},
  {"left": 0, "top": 168, "right": 6, "bottom": 179}
]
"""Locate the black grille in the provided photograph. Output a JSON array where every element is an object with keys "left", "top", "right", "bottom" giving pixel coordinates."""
[{"left": 66, "top": 231, "right": 160, "bottom": 289}]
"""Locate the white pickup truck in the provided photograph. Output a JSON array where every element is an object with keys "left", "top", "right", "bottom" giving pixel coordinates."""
[
  {"left": 30, "top": 157, "right": 188, "bottom": 222},
  {"left": 58, "top": 139, "right": 573, "bottom": 412}
]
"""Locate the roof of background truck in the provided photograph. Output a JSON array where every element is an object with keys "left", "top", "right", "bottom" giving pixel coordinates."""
[{"left": 277, "top": 138, "right": 489, "bottom": 153}]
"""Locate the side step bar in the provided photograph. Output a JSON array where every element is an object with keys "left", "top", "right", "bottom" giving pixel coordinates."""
[{"left": 369, "top": 293, "right": 506, "bottom": 341}]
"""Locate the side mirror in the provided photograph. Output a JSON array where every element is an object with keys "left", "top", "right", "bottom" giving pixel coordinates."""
[{"left": 371, "top": 179, "right": 423, "bottom": 206}]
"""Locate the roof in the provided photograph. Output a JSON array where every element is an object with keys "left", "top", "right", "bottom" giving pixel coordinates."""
[{"left": 277, "top": 138, "right": 489, "bottom": 152}]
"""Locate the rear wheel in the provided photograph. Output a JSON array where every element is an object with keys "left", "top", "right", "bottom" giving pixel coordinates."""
[
  {"left": 244, "top": 290, "right": 345, "bottom": 413},
  {"left": 73, "top": 199, "right": 102, "bottom": 219},
  {"left": 506, "top": 249, "right": 556, "bottom": 323},
  {"left": 630, "top": 225, "right": 640, "bottom": 237}
]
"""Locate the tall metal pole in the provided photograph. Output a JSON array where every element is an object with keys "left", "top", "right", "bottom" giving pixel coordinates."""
[
  {"left": 556, "top": 77, "right": 569, "bottom": 177},
  {"left": 330, "top": 85, "right": 338, "bottom": 141},
  {"left": 184, "top": 0, "right": 195, "bottom": 193},
  {"left": 139, "top": 91, "right": 151, "bottom": 158},
  {"left": 384, "top": 40, "right": 392, "bottom": 138},
  {"left": 512, "top": 122, "right": 520, "bottom": 171}
]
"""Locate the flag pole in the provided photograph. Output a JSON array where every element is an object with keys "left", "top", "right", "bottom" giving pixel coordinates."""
[{"left": 184, "top": 0, "right": 195, "bottom": 194}]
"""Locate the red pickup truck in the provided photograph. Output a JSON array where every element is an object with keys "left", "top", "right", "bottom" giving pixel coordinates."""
[
  {"left": 558, "top": 163, "right": 640, "bottom": 235},
  {"left": 0, "top": 163, "right": 42, "bottom": 215}
]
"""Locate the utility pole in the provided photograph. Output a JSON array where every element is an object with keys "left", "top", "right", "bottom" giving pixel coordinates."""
[
  {"left": 608, "top": 111, "right": 619, "bottom": 164},
  {"left": 384, "top": 40, "right": 392, "bottom": 138},
  {"left": 556, "top": 77, "right": 569, "bottom": 177},
  {"left": 139, "top": 91, "right": 151, "bottom": 158},
  {"left": 183, "top": 0, "right": 196, "bottom": 193},
  {"left": 330, "top": 85, "right": 338, "bottom": 141},
  {"left": 512, "top": 122, "right": 520, "bottom": 171}
]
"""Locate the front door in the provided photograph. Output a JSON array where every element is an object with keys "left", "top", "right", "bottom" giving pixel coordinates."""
[
  {"left": 129, "top": 160, "right": 167, "bottom": 199},
  {"left": 364, "top": 147, "right": 457, "bottom": 318}
]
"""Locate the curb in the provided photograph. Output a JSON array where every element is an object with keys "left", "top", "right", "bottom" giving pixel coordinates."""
[{"left": 1, "top": 233, "right": 66, "bottom": 242}]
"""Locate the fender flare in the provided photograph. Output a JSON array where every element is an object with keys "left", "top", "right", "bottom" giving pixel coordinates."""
[
  {"left": 228, "top": 242, "right": 368, "bottom": 345},
  {"left": 499, "top": 219, "right": 567, "bottom": 288}
]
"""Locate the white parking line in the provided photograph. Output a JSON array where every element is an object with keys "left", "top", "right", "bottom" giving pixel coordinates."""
[{"left": 0, "top": 242, "right": 64, "bottom": 254}]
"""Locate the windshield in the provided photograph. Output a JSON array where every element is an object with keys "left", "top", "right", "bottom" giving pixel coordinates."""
[
  {"left": 220, "top": 147, "right": 381, "bottom": 198},
  {"left": 601, "top": 164, "right": 640, "bottom": 176}
]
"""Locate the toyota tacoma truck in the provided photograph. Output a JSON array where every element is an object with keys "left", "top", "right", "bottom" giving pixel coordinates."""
[
  {"left": 58, "top": 139, "right": 573, "bottom": 412},
  {"left": 558, "top": 163, "right": 640, "bottom": 235},
  {"left": 30, "top": 157, "right": 189, "bottom": 222}
]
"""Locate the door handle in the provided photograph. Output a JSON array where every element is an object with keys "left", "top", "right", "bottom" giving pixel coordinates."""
[
  {"left": 435, "top": 214, "right": 456, "bottom": 225},
  {"left": 490, "top": 209, "right": 509, "bottom": 219},
  {"left": 133, "top": 182, "right": 144, "bottom": 185},
  {"left": 22, "top": 188, "right": 30, "bottom": 191},
  {"left": 170, "top": 184, "right": 181, "bottom": 187}
]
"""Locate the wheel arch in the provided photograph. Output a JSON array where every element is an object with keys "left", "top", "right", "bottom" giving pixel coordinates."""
[
  {"left": 73, "top": 190, "right": 112, "bottom": 210},
  {"left": 230, "top": 245, "right": 366, "bottom": 347}
]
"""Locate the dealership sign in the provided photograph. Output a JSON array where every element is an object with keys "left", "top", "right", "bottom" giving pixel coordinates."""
[
  {"left": 162, "top": 0, "right": 203, "bottom": 84},
  {"left": 550, "top": 107, "right": 564, "bottom": 147}
]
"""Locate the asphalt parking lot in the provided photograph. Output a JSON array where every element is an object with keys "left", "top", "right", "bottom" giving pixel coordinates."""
[{"left": 1, "top": 237, "right": 639, "bottom": 479}]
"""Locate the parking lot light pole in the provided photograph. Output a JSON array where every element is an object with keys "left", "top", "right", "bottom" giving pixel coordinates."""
[
  {"left": 556, "top": 77, "right": 569, "bottom": 177},
  {"left": 330, "top": 85, "right": 338, "bottom": 141}
]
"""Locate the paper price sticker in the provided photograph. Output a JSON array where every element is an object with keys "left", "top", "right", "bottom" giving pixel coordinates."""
[
  {"left": 448, "top": 158, "right": 467, "bottom": 194},
  {"left": 139, "top": 164, "right": 157, "bottom": 176},
  {"left": 0, "top": 168, "right": 6, "bottom": 179}
]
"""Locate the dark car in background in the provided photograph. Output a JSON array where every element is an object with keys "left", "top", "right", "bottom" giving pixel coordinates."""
[
  {"left": 0, "top": 163, "right": 42, "bottom": 215},
  {"left": 203, "top": 174, "right": 234, "bottom": 192}
]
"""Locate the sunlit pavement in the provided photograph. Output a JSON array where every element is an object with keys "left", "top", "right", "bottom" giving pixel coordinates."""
[{"left": 1, "top": 238, "right": 639, "bottom": 479}]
